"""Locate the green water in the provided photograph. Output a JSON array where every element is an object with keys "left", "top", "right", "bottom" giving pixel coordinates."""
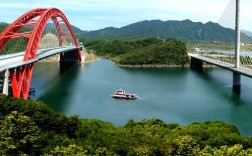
[{"left": 31, "top": 59, "right": 252, "bottom": 136}]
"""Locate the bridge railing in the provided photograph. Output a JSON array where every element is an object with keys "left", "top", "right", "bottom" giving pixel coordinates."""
[{"left": 0, "top": 46, "right": 79, "bottom": 72}]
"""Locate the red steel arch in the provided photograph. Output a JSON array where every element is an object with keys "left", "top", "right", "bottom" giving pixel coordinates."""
[
  {"left": 0, "top": 8, "right": 82, "bottom": 99},
  {"left": 24, "top": 8, "right": 81, "bottom": 61},
  {"left": 0, "top": 8, "right": 47, "bottom": 50}
]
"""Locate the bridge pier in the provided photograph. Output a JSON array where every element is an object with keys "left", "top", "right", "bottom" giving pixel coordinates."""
[
  {"left": 0, "top": 69, "right": 10, "bottom": 96},
  {"left": 59, "top": 49, "right": 81, "bottom": 63},
  {"left": 190, "top": 57, "right": 203, "bottom": 71},
  {"left": 233, "top": 0, "right": 241, "bottom": 93},
  {"left": 233, "top": 72, "right": 241, "bottom": 93},
  {"left": 3, "top": 69, "right": 10, "bottom": 95}
]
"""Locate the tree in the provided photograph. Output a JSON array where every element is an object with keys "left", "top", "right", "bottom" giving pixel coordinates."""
[
  {"left": 0, "top": 111, "right": 41, "bottom": 155},
  {"left": 168, "top": 135, "right": 200, "bottom": 155},
  {"left": 200, "top": 144, "right": 252, "bottom": 156},
  {"left": 46, "top": 144, "right": 86, "bottom": 156}
]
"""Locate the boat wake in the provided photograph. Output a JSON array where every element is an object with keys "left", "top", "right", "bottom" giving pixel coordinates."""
[{"left": 138, "top": 97, "right": 175, "bottom": 101}]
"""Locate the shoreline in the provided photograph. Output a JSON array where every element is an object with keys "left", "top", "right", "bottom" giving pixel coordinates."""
[
  {"left": 116, "top": 62, "right": 216, "bottom": 68},
  {"left": 83, "top": 51, "right": 100, "bottom": 64},
  {"left": 38, "top": 49, "right": 100, "bottom": 64},
  {"left": 38, "top": 53, "right": 216, "bottom": 68},
  {"left": 117, "top": 64, "right": 190, "bottom": 68}
]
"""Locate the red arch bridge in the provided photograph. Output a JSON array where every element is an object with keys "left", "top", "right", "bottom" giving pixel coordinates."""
[{"left": 0, "top": 8, "right": 83, "bottom": 99}]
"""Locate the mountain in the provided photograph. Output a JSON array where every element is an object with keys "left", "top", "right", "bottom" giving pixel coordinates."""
[
  {"left": 0, "top": 23, "right": 84, "bottom": 35},
  {"left": 71, "top": 25, "right": 86, "bottom": 35},
  {"left": 0, "top": 23, "right": 8, "bottom": 33},
  {"left": 241, "top": 30, "right": 252, "bottom": 37},
  {"left": 80, "top": 19, "right": 236, "bottom": 42},
  {"left": 0, "top": 22, "right": 8, "bottom": 25},
  {"left": 0, "top": 20, "right": 239, "bottom": 42}
]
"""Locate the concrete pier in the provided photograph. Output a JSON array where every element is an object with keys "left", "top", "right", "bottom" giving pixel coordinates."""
[
  {"left": 190, "top": 57, "right": 203, "bottom": 71},
  {"left": 233, "top": 0, "right": 241, "bottom": 93},
  {"left": 233, "top": 72, "right": 241, "bottom": 92},
  {"left": 3, "top": 69, "right": 9, "bottom": 95}
]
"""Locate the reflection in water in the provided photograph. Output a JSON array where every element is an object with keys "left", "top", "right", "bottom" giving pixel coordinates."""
[
  {"left": 31, "top": 63, "right": 61, "bottom": 92},
  {"left": 32, "top": 63, "right": 81, "bottom": 112},
  {"left": 31, "top": 59, "right": 252, "bottom": 136}
]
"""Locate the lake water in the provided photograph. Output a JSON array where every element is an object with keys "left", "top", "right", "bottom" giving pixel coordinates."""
[{"left": 31, "top": 59, "right": 252, "bottom": 136}]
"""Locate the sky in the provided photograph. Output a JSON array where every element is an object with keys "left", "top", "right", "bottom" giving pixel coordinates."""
[{"left": 0, "top": 0, "right": 251, "bottom": 31}]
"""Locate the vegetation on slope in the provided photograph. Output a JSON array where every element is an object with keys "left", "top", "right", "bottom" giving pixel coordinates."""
[
  {"left": 118, "top": 39, "right": 188, "bottom": 66},
  {"left": 80, "top": 37, "right": 189, "bottom": 66},
  {"left": 1, "top": 94, "right": 252, "bottom": 155},
  {"left": 79, "top": 20, "right": 236, "bottom": 42},
  {"left": 0, "top": 23, "right": 8, "bottom": 32},
  {"left": 0, "top": 24, "right": 31, "bottom": 54}
]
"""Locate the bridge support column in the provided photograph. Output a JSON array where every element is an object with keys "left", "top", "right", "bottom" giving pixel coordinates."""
[
  {"left": 3, "top": 69, "right": 9, "bottom": 95},
  {"left": 232, "top": 0, "right": 240, "bottom": 93},
  {"left": 59, "top": 49, "right": 82, "bottom": 73},
  {"left": 233, "top": 72, "right": 241, "bottom": 92},
  {"left": 190, "top": 57, "right": 203, "bottom": 71},
  {"left": 59, "top": 49, "right": 82, "bottom": 63}
]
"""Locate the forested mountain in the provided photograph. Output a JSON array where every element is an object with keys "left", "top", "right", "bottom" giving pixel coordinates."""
[
  {"left": 0, "top": 23, "right": 8, "bottom": 32},
  {"left": 80, "top": 19, "right": 236, "bottom": 42},
  {"left": 1, "top": 20, "right": 249, "bottom": 43},
  {"left": 242, "top": 30, "right": 252, "bottom": 37},
  {"left": 80, "top": 37, "right": 189, "bottom": 66},
  {"left": 0, "top": 23, "right": 83, "bottom": 36},
  {"left": 71, "top": 25, "right": 84, "bottom": 35}
]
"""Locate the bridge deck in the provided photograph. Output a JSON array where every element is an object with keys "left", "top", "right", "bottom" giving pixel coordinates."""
[
  {"left": 189, "top": 53, "right": 252, "bottom": 78},
  {"left": 0, "top": 46, "right": 80, "bottom": 72}
]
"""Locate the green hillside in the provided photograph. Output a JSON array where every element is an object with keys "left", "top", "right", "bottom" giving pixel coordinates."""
[
  {"left": 118, "top": 39, "right": 189, "bottom": 66},
  {"left": 80, "top": 19, "right": 236, "bottom": 42},
  {"left": 80, "top": 37, "right": 189, "bottom": 66},
  {"left": 0, "top": 23, "right": 8, "bottom": 32},
  {"left": 0, "top": 20, "right": 242, "bottom": 43}
]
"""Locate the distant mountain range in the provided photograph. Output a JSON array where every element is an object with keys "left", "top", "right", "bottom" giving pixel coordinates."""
[
  {"left": 1, "top": 19, "right": 251, "bottom": 42},
  {"left": 78, "top": 19, "right": 237, "bottom": 42},
  {"left": 0, "top": 22, "right": 8, "bottom": 25},
  {"left": 241, "top": 30, "right": 252, "bottom": 38},
  {"left": 0, "top": 23, "right": 83, "bottom": 37}
]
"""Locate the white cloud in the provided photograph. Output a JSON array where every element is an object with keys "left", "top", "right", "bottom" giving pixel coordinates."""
[{"left": 0, "top": 0, "right": 251, "bottom": 31}]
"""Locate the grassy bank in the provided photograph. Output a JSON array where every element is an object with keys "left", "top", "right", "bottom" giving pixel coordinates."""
[{"left": 83, "top": 49, "right": 100, "bottom": 64}]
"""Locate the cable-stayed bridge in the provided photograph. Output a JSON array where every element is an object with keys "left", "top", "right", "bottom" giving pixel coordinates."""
[
  {"left": 190, "top": 0, "right": 252, "bottom": 92},
  {"left": 0, "top": 8, "right": 83, "bottom": 99}
]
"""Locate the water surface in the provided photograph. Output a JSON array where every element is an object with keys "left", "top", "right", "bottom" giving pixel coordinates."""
[{"left": 31, "top": 59, "right": 252, "bottom": 136}]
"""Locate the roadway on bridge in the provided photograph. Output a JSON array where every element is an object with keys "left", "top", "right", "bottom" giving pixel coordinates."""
[
  {"left": 0, "top": 46, "right": 79, "bottom": 72},
  {"left": 189, "top": 53, "right": 252, "bottom": 78}
]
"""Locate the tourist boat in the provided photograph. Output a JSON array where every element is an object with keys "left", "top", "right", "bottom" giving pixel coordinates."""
[{"left": 111, "top": 89, "right": 138, "bottom": 99}]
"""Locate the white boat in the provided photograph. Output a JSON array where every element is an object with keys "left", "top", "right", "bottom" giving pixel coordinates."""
[{"left": 111, "top": 89, "right": 138, "bottom": 99}]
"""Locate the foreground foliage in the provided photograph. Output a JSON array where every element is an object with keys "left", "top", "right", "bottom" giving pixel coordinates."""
[{"left": 0, "top": 94, "right": 252, "bottom": 155}]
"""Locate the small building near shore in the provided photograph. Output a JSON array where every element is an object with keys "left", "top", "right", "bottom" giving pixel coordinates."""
[{"left": 193, "top": 48, "right": 201, "bottom": 54}]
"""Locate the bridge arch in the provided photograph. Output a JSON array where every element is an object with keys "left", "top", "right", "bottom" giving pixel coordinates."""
[
  {"left": 24, "top": 8, "right": 81, "bottom": 61},
  {"left": 0, "top": 8, "right": 82, "bottom": 99}
]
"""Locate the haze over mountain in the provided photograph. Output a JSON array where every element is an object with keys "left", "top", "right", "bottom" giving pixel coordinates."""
[
  {"left": 0, "top": 23, "right": 83, "bottom": 35},
  {"left": 0, "top": 19, "right": 248, "bottom": 43},
  {"left": 241, "top": 30, "right": 252, "bottom": 38},
  {"left": 79, "top": 19, "right": 237, "bottom": 42}
]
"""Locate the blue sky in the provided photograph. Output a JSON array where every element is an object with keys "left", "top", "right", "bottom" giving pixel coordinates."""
[{"left": 0, "top": 0, "right": 251, "bottom": 31}]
